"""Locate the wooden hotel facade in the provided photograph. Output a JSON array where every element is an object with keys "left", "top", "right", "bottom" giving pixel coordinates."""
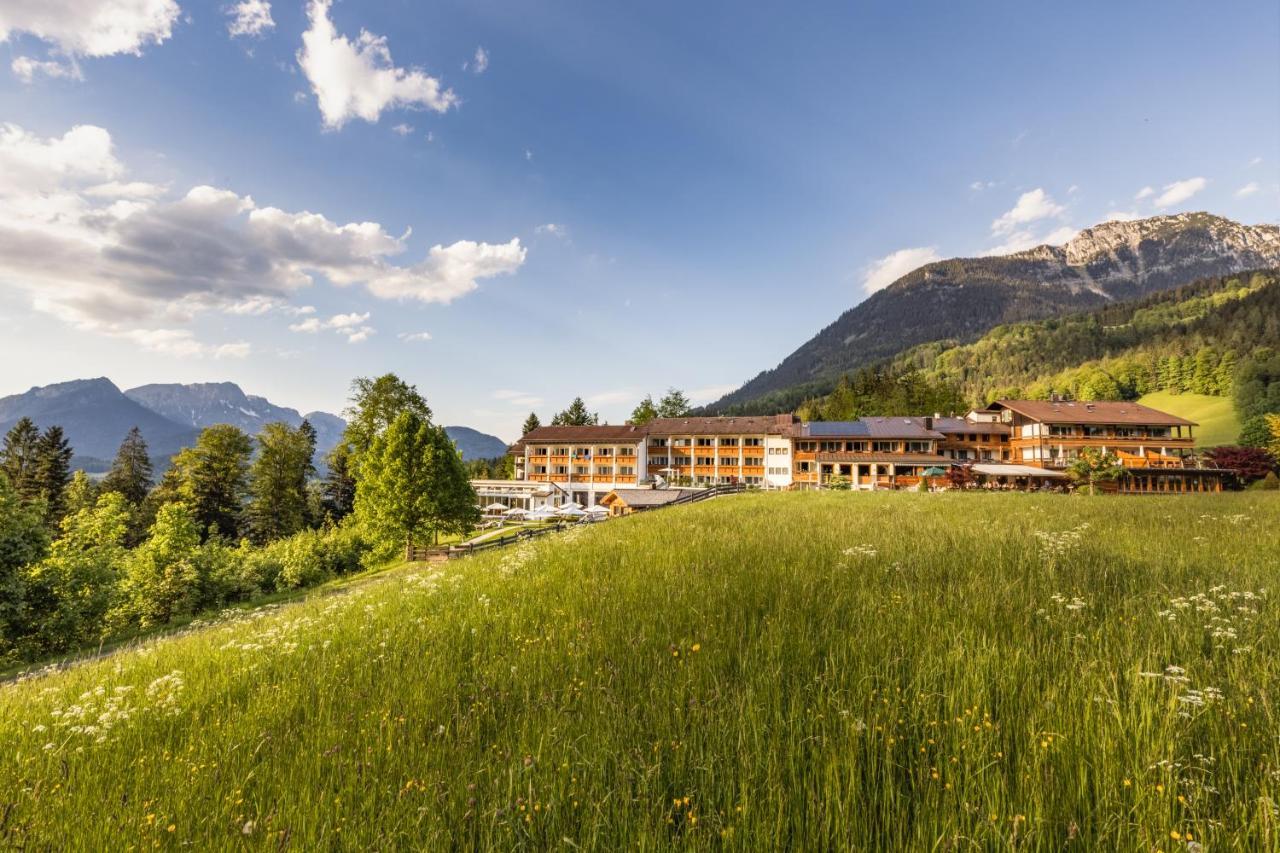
[{"left": 506, "top": 399, "right": 1224, "bottom": 504}]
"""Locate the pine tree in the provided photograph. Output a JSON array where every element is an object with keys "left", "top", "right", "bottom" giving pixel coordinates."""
[
  {"left": 245, "top": 422, "right": 315, "bottom": 543},
  {"left": 168, "top": 424, "right": 253, "bottom": 540},
  {"left": 551, "top": 398, "right": 598, "bottom": 426},
  {"left": 521, "top": 412, "right": 541, "bottom": 436},
  {"left": 322, "top": 444, "right": 357, "bottom": 522},
  {"left": 0, "top": 417, "right": 41, "bottom": 501},
  {"left": 656, "top": 388, "right": 692, "bottom": 419},
  {"left": 1214, "top": 350, "right": 1238, "bottom": 396},
  {"left": 33, "top": 426, "right": 73, "bottom": 528},
  {"left": 101, "top": 427, "right": 154, "bottom": 507},
  {"left": 629, "top": 395, "right": 658, "bottom": 425}
]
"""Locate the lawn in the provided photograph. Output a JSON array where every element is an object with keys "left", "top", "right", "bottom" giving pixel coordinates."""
[
  {"left": 2, "top": 492, "right": 1278, "bottom": 849},
  {"left": 1138, "top": 391, "right": 1240, "bottom": 448}
]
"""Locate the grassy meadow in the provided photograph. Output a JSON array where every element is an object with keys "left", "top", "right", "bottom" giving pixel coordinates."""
[
  {"left": 1138, "top": 391, "right": 1241, "bottom": 448},
  {"left": 2, "top": 492, "right": 1279, "bottom": 849}
]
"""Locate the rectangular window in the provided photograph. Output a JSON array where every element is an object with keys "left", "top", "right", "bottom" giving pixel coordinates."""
[
  {"left": 649, "top": 438, "right": 668, "bottom": 447},
  {"left": 796, "top": 441, "right": 815, "bottom": 452},
  {"left": 618, "top": 466, "right": 634, "bottom": 476},
  {"left": 696, "top": 437, "right": 714, "bottom": 447},
  {"left": 673, "top": 438, "right": 692, "bottom": 447},
  {"left": 649, "top": 455, "right": 669, "bottom": 466},
  {"left": 744, "top": 437, "right": 763, "bottom": 446},
  {"left": 574, "top": 466, "right": 589, "bottom": 476},
  {"left": 595, "top": 447, "right": 612, "bottom": 456},
  {"left": 596, "top": 465, "right": 612, "bottom": 475},
  {"left": 872, "top": 441, "right": 897, "bottom": 453},
  {"left": 554, "top": 465, "right": 569, "bottom": 475},
  {"left": 719, "top": 437, "right": 738, "bottom": 446},
  {"left": 696, "top": 456, "right": 716, "bottom": 466},
  {"left": 744, "top": 457, "right": 763, "bottom": 466}
]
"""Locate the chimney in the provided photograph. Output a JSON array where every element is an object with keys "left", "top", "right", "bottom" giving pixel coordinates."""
[
  {"left": 923, "top": 416, "right": 934, "bottom": 430},
  {"left": 776, "top": 413, "right": 795, "bottom": 426}
]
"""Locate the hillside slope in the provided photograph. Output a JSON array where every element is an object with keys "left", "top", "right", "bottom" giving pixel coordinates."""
[
  {"left": 708, "top": 214, "right": 1280, "bottom": 413},
  {"left": 2, "top": 493, "right": 1277, "bottom": 848},
  {"left": 1136, "top": 391, "right": 1239, "bottom": 448}
]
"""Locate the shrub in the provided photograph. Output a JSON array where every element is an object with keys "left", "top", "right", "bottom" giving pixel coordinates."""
[{"left": 1251, "top": 471, "right": 1280, "bottom": 491}]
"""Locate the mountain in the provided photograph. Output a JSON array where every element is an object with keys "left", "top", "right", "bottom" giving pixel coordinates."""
[
  {"left": 124, "top": 383, "right": 348, "bottom": 458},
  {"left": 798, "top": 269, "right": 1280, "bottom": 422},
  {"left": 444, "top": 426, "right": 510, "bottom": 460},
  {"left": 707, "top": 213, "right": 1280, "bottom": 413},
  {"left": 0, "top": 378, "right": 200, "bottom": 470}
]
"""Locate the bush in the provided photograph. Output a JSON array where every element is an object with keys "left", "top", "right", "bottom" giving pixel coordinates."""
[{"left": 1251, "top": 471, "right": 1280, "bottom": 491}]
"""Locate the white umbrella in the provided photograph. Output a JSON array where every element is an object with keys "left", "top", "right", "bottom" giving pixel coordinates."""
[
  {"left": 527, "top": 509, "right": 556, "bottom": 521},
  {"left": 563, "top": 500, "right": 584, "bottom": 510},
  {"left": 485, "top": 502, "right": 508, "bottom": 512},
  {"left": 556, "top": 505, "right": 587, "bottom": 517},
  {"left": 586, "top": 505, "right": 609, "bottom": 515},
  {"left": 502, "top": 506, "right": 528, "bottom": 517}
]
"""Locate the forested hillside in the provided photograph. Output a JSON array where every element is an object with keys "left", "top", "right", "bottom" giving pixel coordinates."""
[{"left": 797, "top": 270, "right": 1280, "bottom": 432}]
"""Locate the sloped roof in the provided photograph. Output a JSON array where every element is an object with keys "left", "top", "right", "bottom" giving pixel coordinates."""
[
  {"left": 518, "top": 424, "right": 647, "bottom": 444},
  {"left": 600, "top": 488, "right": 697, "bottom": 507},
  {"left": 931, "top": 417, "right": 1010, "bottom": 435},
  {"left": 815, "top": 452, "right": 951, "bottom": 465},
  {"left": 798, "top": 417, "right": 944, "bottom": 439},
  {"left": 644, "top": 415, "right": 794, "bottom": 436},
  {"left": 990, "top": 399, "right": 1195, "bottom": 427}
]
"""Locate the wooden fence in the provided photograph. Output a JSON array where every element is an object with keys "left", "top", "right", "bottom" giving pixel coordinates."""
[{"left": 406, "top": 483, "right": 750, "bottom": 562}]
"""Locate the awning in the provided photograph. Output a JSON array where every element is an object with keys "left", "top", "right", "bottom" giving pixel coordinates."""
[{"left": 971, "top": 464, "right": 1067, "bottom": 479}]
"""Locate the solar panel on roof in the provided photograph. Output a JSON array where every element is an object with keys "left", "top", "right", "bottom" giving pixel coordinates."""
[{"left": 805, "top": 421, "right": 869, "bottom": 436}]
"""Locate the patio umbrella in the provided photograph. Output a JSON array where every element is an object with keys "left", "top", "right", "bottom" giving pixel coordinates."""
[
  {"left": 921, "top": 467, "right": 947, "bottom": 477},
  {"left": 556, "top": 505, "right": 587, "bottom": 517},
  {"left": 586, "top": 505, "right": 609, "bottom": 515},
  {"left": 563, "top": 501, "right": 584, "bottom": 510},
  {"left": 485, "top": 502, "right": 508, "bottom": 512},
  {"left": 502, "top": 506, "right": 528, "bottom": 517}
]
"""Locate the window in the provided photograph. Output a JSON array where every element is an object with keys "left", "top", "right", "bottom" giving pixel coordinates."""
[
  {"left": 768, "top": 446, "right": 789, "bottom": 455},
  {"left": 719, "top": 437, "right": 739, "bottom": 446},
  {"left": 596, "top": 465, "right": 612, "bottom": 475},
  {"left": 795, "top": 441, "right": 815, "bottom": 452},
  {"left": 744, "top": 456, "right": 763, "bottom": 466},
  {"left": 872, "top": 441, "right": 897, "bottom": 453},
  {"left": 744, "top": 437, "right": 763, "bottom": 447},
  {"left": 649, "top": 455, "right": 669, "bottom": 466},
  {"left": 798, "top": 461, "right": 811, "bottom": 472},
  {"left": 618, "top": 466, "right": 634, "bottom": 476},
  {"left": 905, "top": 441, "right": 931, "bottom": 453},
  {"left": 696, "top": 437, "right": 714, "bottom": 447},
  {"left": 554, "top": 446, "right": 569, "bottom": 456},
  {"left": 575, "top": 447, "right": 591, "bottom": 456},
  {"left": 531, "top": 447, "right": 547, "bottom": 456},
  {"left": 554, "top": 465, "right": 569, "bottom": 475},
  {"left": 1049, "top": 425, "right": 1074, "bottom": 437},
  {"left": 696, "top": 456, "right": 715, "bottom": 466},
  {"left": 595, "top": 447, "right": 612, "bottom": 456},
  {"left": 649, "top": 438, "right": 668, "bottom": 448},
  {"left": 574, "top": 466, "right": 588, "bottom": 476},
  {"left": 672, "top": 438, "right": 692, "bottom": 447}
]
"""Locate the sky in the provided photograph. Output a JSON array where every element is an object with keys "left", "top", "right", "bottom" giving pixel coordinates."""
[{"left": 0, "top": 0, "right": 1277, "bottom": 441}]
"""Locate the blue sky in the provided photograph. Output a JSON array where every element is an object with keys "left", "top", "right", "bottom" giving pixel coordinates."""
[{"left": 0, "top": 0, "right": 1276, "bottom": 440}]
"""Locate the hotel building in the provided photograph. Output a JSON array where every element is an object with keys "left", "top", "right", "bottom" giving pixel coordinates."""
[{"left": 504, "top": 399, "right": 1223, "bottom": 504}]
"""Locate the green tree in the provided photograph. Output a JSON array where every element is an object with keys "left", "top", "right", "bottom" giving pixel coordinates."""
[
  {"left": 340, "top": 374, "right": 432, "bottom": 476},
  {"left": 354, "top": 412, "right": 437, "bottom": 558},
  {"left": 63, "top": 471, "right": 99, "bottom": 518},
  {"left": 321, "top": 443, "right": 357, "bottom": 522},
  {"left": 0, "top": 474, "right": 48, "bottom": 658},
  {"left": 1065, "top": 448, "right": 1124, "bottom": 495},
  {"left": 521, "top": 412, "right": 541, "bottom": 436},
  {"left": 245, "top": 422, "right": 315, "bottom": 544},
  {"left": 656, "top": 388, "right": 692, "bottom": 419},
  {"left": 22, "top": 493, "right": 130, "bottom": 653},
  {"left": 630, "top": 395, "right": 659, "bottom": 425},
  {"left": 1238, "top": 415, "right": 1272, "bottom": 448},
  {"left": 0, "top": 417, "right": 41, "bottom": 501},
  {"left": 102, "top": 426, "right": 154, "bottom": 506},
  {"left": 34, "top": 425, "right": 73, "bottom": 528},
  {"left": 1267, "top": 413, "right": 1280, "bottom": 464},
  {"left": 551, "top": 397, "right": 598, "bottom": 426},
  {"left": 355, "top": 413, "right": 480, "bottom": 557},
  {"left": 113, "top": 502, "right": 203, "bottom": 630},
  {"left": 169, "top": 425, "right": 253, "bottom": 539}
]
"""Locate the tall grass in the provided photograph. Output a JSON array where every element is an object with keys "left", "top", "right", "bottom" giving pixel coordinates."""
[{"left": 2, "top": 492, "right": 1278, "bottom": 849}]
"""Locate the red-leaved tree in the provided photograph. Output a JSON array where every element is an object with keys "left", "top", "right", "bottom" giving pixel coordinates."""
[{"left": 1206, "top": 445, "right": 1278, "bottom": 488}]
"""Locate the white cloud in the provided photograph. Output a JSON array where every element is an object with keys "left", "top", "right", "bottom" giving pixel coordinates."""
[
  {"left": 861, "top": 247, "right": 941, "bottom": 295},
  {"left": 969, "top": 180, "right": 997, "bottom": 191},
  {"left": 11, "top": 55, "right": 82, "bottom": 82},
  {"left": 535, "top": 223, "right": 567, "bottom": 237},
  {"left": 1067, "top": 184, "right": 1079, "bottom": 195},
  {"left": 1248, "top": 156, "right": 1263, "bottom": 167},
  {"left": 397, "top": 330, "right": 431, "bottom": 342},
  {"left": 1134, "top": 186, "right": 1154, "bottom": 200},
  {"left": 0, "top": 122, "right": 526, "bottom": 355},
  {"left": 0, "top": 0, "right": 180, "bottom": 79},
  {"left": 289, "top": 311, "right": 374, "bottom": 343},
  {"left": 983, "top": 225, "right": 1078, "bottom": 257},
  {"left": 465, "top": 46, "right": 488, "bottom": 74},
  {"left": 991, "top": 188, "right": 1065, "bottom": 235},
  {"left": 1153, "top": 177, "right": 1206, "bottom": 209},
  {"left": 586, "top": 389, "right": 635, "bottom": 406},
  {"left": 1235, "top": 181, "right": 1260, "bottom": 199},
  {"left": 297, "top": 0, "right": 458, "bottom": 129},
  {"left": 227, "top": 0, "right": 274, "bottom": 38},
  {"left": 524, "top": 148, "right": 533, "bottom": 161},
  {"left": 391, "top": 123, "right": 413, "bottom": 136}
]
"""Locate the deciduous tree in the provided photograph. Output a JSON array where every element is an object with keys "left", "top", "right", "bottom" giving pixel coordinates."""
[
  {"left": 1065, "top": 448, "right": 1124, "bottom": 495},
  {"left": 246, "top": 422, "right": 316, "bottom": 543}
]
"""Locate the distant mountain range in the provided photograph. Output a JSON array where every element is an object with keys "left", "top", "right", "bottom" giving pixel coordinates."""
[
  {"left": 0, "top": 379, "right": 507, "bottom": 471},
  {"left": 706, "top": 213, "right": 1280, "bottom": 413}
]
